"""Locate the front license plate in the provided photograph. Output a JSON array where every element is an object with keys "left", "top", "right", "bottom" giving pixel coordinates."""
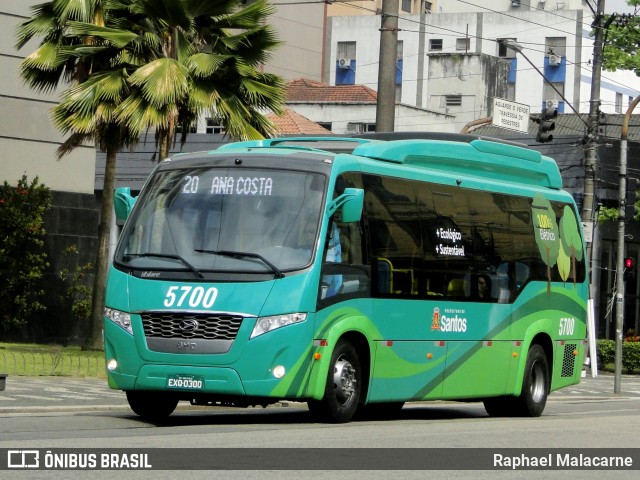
[{"left": 167, "top": 374, "right": 204, "bottom": 390}]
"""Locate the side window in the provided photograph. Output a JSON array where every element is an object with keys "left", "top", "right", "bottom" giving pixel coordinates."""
[
  {"left": 364, "top": 175, "right": 421, "bottom": 297},
  {"left": 318, "top": 173, "right": 370, "bottom": 307}
]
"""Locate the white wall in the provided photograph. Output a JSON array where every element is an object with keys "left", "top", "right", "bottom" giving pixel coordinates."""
[{"left": 288, "top": 103, "right": 456, "bottom": 134}]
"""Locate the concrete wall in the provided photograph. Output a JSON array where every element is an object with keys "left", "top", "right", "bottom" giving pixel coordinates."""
[
  {"left": 0, "top": 1, "right": 96, "bottom": 194},
  {"left": 263, "top": 0, "right": 326, "bottom": 82}
]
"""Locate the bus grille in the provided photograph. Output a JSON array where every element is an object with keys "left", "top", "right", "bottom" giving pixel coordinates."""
[
  {"left": 141, "top": 312, "right": 244, "bottom": 340},
  {"left": 561, "top": 343, "right": 578, "bottom": 377}
]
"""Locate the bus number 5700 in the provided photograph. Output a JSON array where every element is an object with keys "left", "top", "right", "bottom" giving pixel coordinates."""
[
  {"left": 164, "top": 286, "right": 218, "bottom": 308},
  {"left": 559, "top": 317, "right": 575, "bottom": 336}
]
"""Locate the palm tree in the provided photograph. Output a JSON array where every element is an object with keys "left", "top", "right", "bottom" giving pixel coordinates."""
[
  {"left": 16, "top": 0, "right": 285, "bottom": 348},
  {"left": 113, "top": 0, "right": 286, "bottom": 159}
]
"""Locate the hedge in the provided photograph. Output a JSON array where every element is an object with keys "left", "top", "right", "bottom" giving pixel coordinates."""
[{"left": 596, "top": 339, "right": 640, "bottom": 374}]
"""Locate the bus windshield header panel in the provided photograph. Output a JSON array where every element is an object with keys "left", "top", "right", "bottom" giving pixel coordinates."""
[{"left": 114, "top": 167, "right": 326, "bottom": 279}]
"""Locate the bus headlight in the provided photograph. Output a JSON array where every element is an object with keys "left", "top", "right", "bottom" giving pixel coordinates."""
[
  {"left": 104, "top": 308, "right": 133, "bottom": 335},
  {"left": 250, "top": 313, "right": 307, "bottom": 339}
]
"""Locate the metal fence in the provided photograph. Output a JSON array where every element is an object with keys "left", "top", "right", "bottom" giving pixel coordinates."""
[{"left": 0, "top": 351, "right": 106, "bottom": 378}]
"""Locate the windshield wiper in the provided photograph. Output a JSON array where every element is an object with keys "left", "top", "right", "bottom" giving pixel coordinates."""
[
  {"left": 123, "top": 253, "right": 204, "bottom": 279},
  {"left": 195, "top": 249, "right": 285, "bottom": 279}
]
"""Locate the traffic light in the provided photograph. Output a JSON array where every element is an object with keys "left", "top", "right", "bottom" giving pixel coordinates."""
[
  {"left": 625, "top": 177, "right": 639, "bottom": 221},
  {"left": 536, "top": 106, "right": 557, "bottom": 143},
  {"left": 624, "top": 257, "right": 636, "bottom": 281}
]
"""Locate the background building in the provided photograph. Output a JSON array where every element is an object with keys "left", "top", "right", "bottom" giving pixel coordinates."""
[{"left": 325, "top": 4, "right": 640, "bottom": 132}]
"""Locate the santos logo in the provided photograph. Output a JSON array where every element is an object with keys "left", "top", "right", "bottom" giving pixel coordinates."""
[{"left": 431, "top": 308, "right": 467, "bottom": 333}]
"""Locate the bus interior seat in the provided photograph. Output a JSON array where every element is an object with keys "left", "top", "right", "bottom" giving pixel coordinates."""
[
  {"left": 447, "top": 278, "right": 467, "bottom": 297},
  {"left": 377, "top": 258, "right": 392, "bottom": 294}
]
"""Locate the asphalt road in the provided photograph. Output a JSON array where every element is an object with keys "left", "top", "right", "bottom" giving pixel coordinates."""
[{"left": 1, "top": 371, "right": 639, "bottom": 414}]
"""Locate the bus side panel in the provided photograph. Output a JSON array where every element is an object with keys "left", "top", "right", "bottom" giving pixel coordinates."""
[
  {"left": 507, "top": 283, "right": 588, "bottom": 395},
  {"left": 440, "top": 340, "right": 512, "bottom": 399},
  {"left": 368, "top": 340, "right": 446, "bottom": 401}
]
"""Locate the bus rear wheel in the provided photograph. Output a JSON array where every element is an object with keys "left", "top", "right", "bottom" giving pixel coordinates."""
[
  {"left": 515, "top": 344, "right": 549, "bottom": 417},
  {"left": 126, "top": 391, "right": 179, "bottom": 421},
  {"left": 483, "top": 344, "right": 549, "bottom": 417},
  {"left": 308, "top": 340, "right": 362, "bottom": 423}
]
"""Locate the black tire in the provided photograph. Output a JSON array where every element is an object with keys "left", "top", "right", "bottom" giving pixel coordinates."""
[
  {"left": 126, "top": 391, "right": 179, "bottom": 421},
  {"left": 514, "top": 344, "right": 549, "bottom": 417},
  {"left": 308, "top": 340, "right": 362, "bottom": 423}
]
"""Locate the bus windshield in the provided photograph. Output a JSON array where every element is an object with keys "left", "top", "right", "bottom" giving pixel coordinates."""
[{"left": 114, "top": 167, "right": 326, "bottom": 276}]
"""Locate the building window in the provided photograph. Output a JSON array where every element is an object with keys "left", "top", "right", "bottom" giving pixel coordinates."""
[
  {"left": 456, "top": 38, "right": 470, "bottom": 51},
  {"left": 206, "top": 118, "right": 225, "bottom": 134},
  {"left": 545, "top": 37, "right": 567, "bottom": 57},
  {"left": 338, "top": 41, "right": 356, "bottom": 60},
  {"left": 424, "top": 1, "right": 432, "bottom": 13},
  {"left": 175, "top": 123, "right": 197, "bottom": 134},
  {"left": 542, "top": 82, "right": 564, "bottom": 101},
  {"left": 429, "top": 39, "right": 443, "bottom": 51},
  {"left": 402, "top": 0, "right": 411, "bottom": 13},
  {"left": 336, "top": 41, "right": 357, "bottom": 85},
  {"left": 497, "top": 38, "right": 517, "bottom": 58},
  {"left": 445, "top": 95, "right": 462, "bottom": 107},
  {"left": 616, "top": 93, "right": 623, "bottom": 113},
  {"left": 347, "top": 122, "right": 376, "bottom": 134}
]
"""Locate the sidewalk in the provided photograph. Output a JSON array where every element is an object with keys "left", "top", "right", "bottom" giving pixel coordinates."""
[{"left": 0, "top": 372, "right": 639, "bottom": 415}]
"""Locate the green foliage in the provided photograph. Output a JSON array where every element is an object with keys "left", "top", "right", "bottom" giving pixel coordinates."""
[
  {"left": 58, "top": 245, "right": 94, "bottom": 327},
  {"left": 597, "top": 201, "right": 640, "bottom": 222},
  {"left": 602, "top": 1, "right": 640, "bottom": 75},
  {"left": 597, "top": 205, "right": 620, "bottom": 222},
  {"left": 596, "top": 336, "right": 640, "bottom": 374},
  {"left": 596, "top": 339, "right": 616, "bottom": 367},
  {"left": 0, "top": 175, "right": 51, "bottom": 332},
  {"left": 622, "top": 342, "right": 640, "bottom": 374}
]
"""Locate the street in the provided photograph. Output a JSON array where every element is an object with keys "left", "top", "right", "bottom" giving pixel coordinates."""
[
  {"left": 1, "top": 371, "right": 639, "bottom": 414},
  {"left": 1, "top": 373, "right": 640, "bottom": 479}
]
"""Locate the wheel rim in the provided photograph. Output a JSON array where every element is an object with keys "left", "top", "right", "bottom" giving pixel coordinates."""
[
  {"left": 333, "top": 355, "right": 357, "bottom": 406},
  {"left": 529, "top": 360, "right": 546, "bottom": 403}
]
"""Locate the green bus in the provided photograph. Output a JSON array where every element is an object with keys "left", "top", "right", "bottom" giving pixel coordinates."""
[{"left": 105, "top": 133, "right": 588, "bottom": 422}]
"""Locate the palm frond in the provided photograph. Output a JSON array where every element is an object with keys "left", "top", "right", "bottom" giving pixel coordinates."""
[
  {"left": 15, "top": 4, "right": 58, "bottom": 49},
  {"left": 128, "top": 58, "right": 190, "bottom": 106}
]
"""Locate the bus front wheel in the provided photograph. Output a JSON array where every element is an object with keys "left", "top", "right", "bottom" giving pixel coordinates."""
[
  {"left": 126, "top": 391, "right": 179, "bottom": 421},
  {"left": 308, "top": 340, "right": 362, "bottom": 423}
]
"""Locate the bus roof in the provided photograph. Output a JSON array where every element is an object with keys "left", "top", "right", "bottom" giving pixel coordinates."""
[{"left": 213, "top": 134, "right": 563, "bottom": 190}]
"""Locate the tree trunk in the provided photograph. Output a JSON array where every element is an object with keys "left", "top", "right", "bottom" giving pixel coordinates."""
[{"left": 84, "top": 143, "right": 117, "bottom": 350}]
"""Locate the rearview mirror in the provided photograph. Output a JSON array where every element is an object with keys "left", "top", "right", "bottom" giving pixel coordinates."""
[
  {"left": 327, "top": 187, "right": 364, "bottom": 223},
  {"left": 114, "top": 187, "right": 136, "bottom": 221}
]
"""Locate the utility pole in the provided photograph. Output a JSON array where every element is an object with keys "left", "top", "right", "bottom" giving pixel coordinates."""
[
  {"left": 614, "top": 96, "right": 640, "bottom": 394},
  {"left": 582, "top": 0, "right": 606, "bottom": 283},
  {"left": 376, "top": 0, "right": 399, "bottom": 132}
]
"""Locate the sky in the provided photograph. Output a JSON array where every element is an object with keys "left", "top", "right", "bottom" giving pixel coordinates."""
[{"left": 604, "top": 0, "right": 638, "bottom": 14}]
